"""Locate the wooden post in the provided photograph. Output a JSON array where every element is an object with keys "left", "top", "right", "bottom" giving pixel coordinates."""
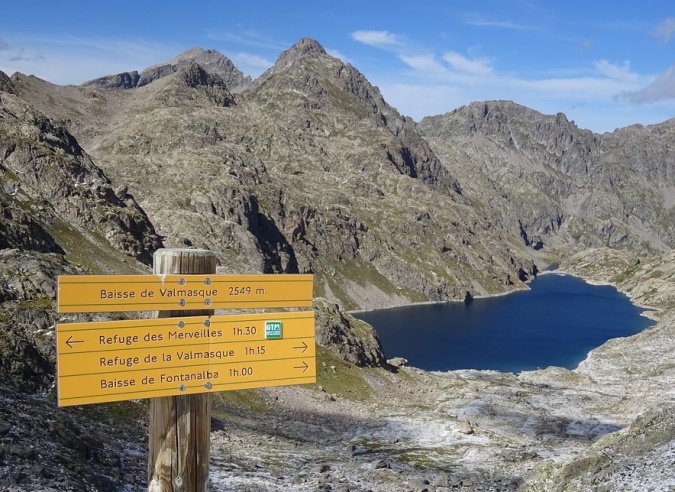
[{"left": 148, "top": 249, "right": 216, "bottom": 492}]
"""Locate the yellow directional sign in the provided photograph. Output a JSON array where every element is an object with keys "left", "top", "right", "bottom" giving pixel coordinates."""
[
  {"left": 57, "top": 274, "right": 313, "bottom": 313},
  {"left": 56, "top": 311, "right": 316, "bottom": 406}
]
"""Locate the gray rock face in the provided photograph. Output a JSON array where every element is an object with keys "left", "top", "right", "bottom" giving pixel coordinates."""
[
  {"left": 314, "top": 298, "right": 385, "bottom": 366},
  {"left": 137, "top": 47, "right": 251, "bottom": 90},
  {"left": 0, "top": 92, "right": 162, "bottom": 264},
  {"left": 0, "top": 199, "right": 63, "bottom": 253},
  {"left": 419, "top": 101, "right": 675, "bottom": 256},
  {"left": 0, "top": 70, "right": 15, "bottom": 93},
  {"left": 82, "top": 47, "right": 251, "bottom": 91},
  {"left": 82, "top": 70, "right": 139, "bottom": 89}
]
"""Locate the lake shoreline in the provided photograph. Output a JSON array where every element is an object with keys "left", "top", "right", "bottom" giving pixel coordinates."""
[
  {"left": 349, "top": 269, "right": 657, "bottom": 321},
  {"left": 354, "top": 273, "right": 656, "bottom": 373}
]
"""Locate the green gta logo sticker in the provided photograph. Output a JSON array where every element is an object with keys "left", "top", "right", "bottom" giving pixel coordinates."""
[{"left": 265, "top": 321, "right": 282, "bottom": 339}]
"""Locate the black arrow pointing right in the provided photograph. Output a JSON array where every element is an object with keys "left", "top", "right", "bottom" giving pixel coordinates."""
[
  {"left": 293, "top": 361, "right": 309, "bottom": 373},
  {"left": 293, "top": 341, "right": 308, "bottom": 353}
]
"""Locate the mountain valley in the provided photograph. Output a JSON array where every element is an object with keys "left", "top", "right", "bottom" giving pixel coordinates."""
[{"left": 1, "top": 38, "right": 674, "bottom": 490}]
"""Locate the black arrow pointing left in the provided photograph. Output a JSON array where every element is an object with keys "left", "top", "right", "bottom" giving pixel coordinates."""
[{"left": 65, "top": 336, "right": 84, "bottom": 349}]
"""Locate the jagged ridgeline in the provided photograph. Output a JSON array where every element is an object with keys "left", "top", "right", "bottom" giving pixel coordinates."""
[
  {"left": 7, "top": 39, "right": 536, "bottom": 311},
  {"left": 419, "top": 101, "right": 675, "bottom": 255}
]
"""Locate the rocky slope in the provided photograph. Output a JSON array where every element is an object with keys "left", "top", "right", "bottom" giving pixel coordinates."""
[
  {"left": 419, "top": 102, "right": 675, "bottom": 258},
  {"left": 13, "top": 38, "right": 536, "bottom": 312}
]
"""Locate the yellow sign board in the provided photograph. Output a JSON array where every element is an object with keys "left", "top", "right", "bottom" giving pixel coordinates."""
[
  {"left": 57, "top": 274, "right": 313, "bottom": 313},
  {"left": 56, "top": 311, "right": 316, "bottom": 406}
]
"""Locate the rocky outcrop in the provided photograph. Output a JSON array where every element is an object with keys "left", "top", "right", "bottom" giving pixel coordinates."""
[
  {"left": 0, "top": 249, "right": 74, "bottom": 389},
  {"left": 0, "top": 70, "right": 15, "bottom": 93},
  {"left": 0, "top": 383, "right": 146, "bottom": 490},
  {"left": 522, "top": 404, "right": 675, "bottom": 491},
  {"left": 0, "top": 199, "right": 63, "bottom": 253},
  {"left": 314, "top": 298, "right": 386, "bottom": 367},
  {"left": 0, "top": 92, "right": 162, "bottom": 263},
  {"left": 82, "top": 70, "right": 140, "bottom": 89}
]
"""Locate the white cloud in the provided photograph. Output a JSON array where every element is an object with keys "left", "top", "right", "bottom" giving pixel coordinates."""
[
  {"left": 653, "top": 17, "right": 675, "bottom": 43},
  {"left": 205, "top": 29, "right": 288, "bottom": 51},
  {"left": 594, "top": 60, "right": 638, "bottom": 82},
  {"left": 229, "top": 52, "right": 273, "bottom": 77},
  {"left": 351, "top": 30, "right": 402, "bottom": 49},
  {"left": 461, "top": 13, "right": 537, "bottom": 31},
  {"left": 624, "top": 64, "right": 675, "bottom": 104},
  {"left": 399, "top": 54, "right": 450, "bottom": 78},
  {"left": 377, "top": 82, "right": 465, "bottom": 120},
  {"left": 326, "top": 48, "right": 352, "bottom": 64},
  {"left": 442, "top": 52, "right": 492, "bottom": 76}
]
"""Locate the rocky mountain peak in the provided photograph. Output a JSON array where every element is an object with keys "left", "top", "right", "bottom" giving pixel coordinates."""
[
  {"left": 137, "top": 47, "right": 251, "bottom": 89},
  {"left": 266, "top": 37, "right": 328, "bottom": 74},
  {"left": 282, "top": 37, "right": 327, "bottom": 59},
  {"left": 82, "top": 47, "right": 251, "bottom": 91}
]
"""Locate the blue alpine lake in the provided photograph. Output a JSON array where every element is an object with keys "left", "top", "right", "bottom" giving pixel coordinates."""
[{"left": 353, "top": 273, "right": 655, "bottom": 373}]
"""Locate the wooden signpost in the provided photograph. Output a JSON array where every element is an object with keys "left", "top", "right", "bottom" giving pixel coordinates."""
[
  {"left": 55, "top": 248, "right": 316, "bottom": 491},
  {"left": 56, "top": 312, "right": 316, "bottom": 406},
  {"left": 57, "top": 273, "right": 313, "bottom": 313}
]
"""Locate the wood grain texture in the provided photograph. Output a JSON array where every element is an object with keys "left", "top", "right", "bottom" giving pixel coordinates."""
[{"left": 148, "top": 249, "right": 215, "bottom": 491}]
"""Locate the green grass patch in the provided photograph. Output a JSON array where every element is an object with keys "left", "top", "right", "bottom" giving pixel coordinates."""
[
  {"left": 212, "top": 388, "right": 269, "bottom": 415},
  {"left": 315, "top": 345, "right": 375, "bottom": 402},
  {"left": 74, "top": 399, "right": 149, "bottom": 426}
]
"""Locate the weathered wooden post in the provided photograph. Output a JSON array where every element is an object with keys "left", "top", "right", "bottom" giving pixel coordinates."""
[{"left": 149, "top": 248, "right": 216, "bottom": 491}]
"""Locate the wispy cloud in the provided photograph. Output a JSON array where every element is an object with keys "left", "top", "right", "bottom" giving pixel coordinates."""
[
  {"left": 461, "top": 13, "right": 538, "bottom": 31},
  {"left": 400, "top": 54, "right": 450, "bottom": 78},
  {"left": 594, "top": 60, "right": 638, "bottom": 82},
  {"left": 443, "top": 52, "right": 492, "bottom": 76},
  {"left": 205, "top": 29, "right": 288, "bottom": 51},
  {"left": 653, "top": 17, "right": 675, "bottom": 43},
  {"left": 9, "top": 49, "right": 45, "bottom": 63},
  {"left": 228, "top": 52, "right": 274, "bottom": 77},
  {"left": 351, "top": 30, "right": 403, "bottom": 49},
  {"left": 326, "top": 48, "right": 353, "bottom": 64},
  {"left": 624, "top": 65, "right": 675, "bottom": 104},
  {"left": 0, "top": 34, "right": 179, "bottom": 83}
]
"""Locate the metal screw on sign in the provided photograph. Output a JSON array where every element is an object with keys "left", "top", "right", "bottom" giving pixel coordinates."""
[
  {"left": 178, "top": 278, "right": 186, "bottom": 286},
  {"left": 178, "top": 384, "right": 186, "bottom": 392},
  {"left": 204, "top": 299, "right": 212, "bottom": 307},
  {"left": 178, "top": 299, "right": 186, "bottom": 307},
  {"left": 203, "top": 319, "right": 211, "bottom": 327},
  {"left": 204, "top": 382, "right": 212, "bottom": 389},
  {"left": 204, "top": 278, "right": 212, "bottom": 285},
  {"left": 174, "top": 476, "right": 183, "bottom": 487},
  {"left": 177, "top": 320, "right": 185, "bottom": 328}
]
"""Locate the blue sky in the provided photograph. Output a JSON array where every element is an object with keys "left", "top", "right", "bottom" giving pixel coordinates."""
[{"left": 1, "top": 0, "right": 674, "bottom": 133}]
